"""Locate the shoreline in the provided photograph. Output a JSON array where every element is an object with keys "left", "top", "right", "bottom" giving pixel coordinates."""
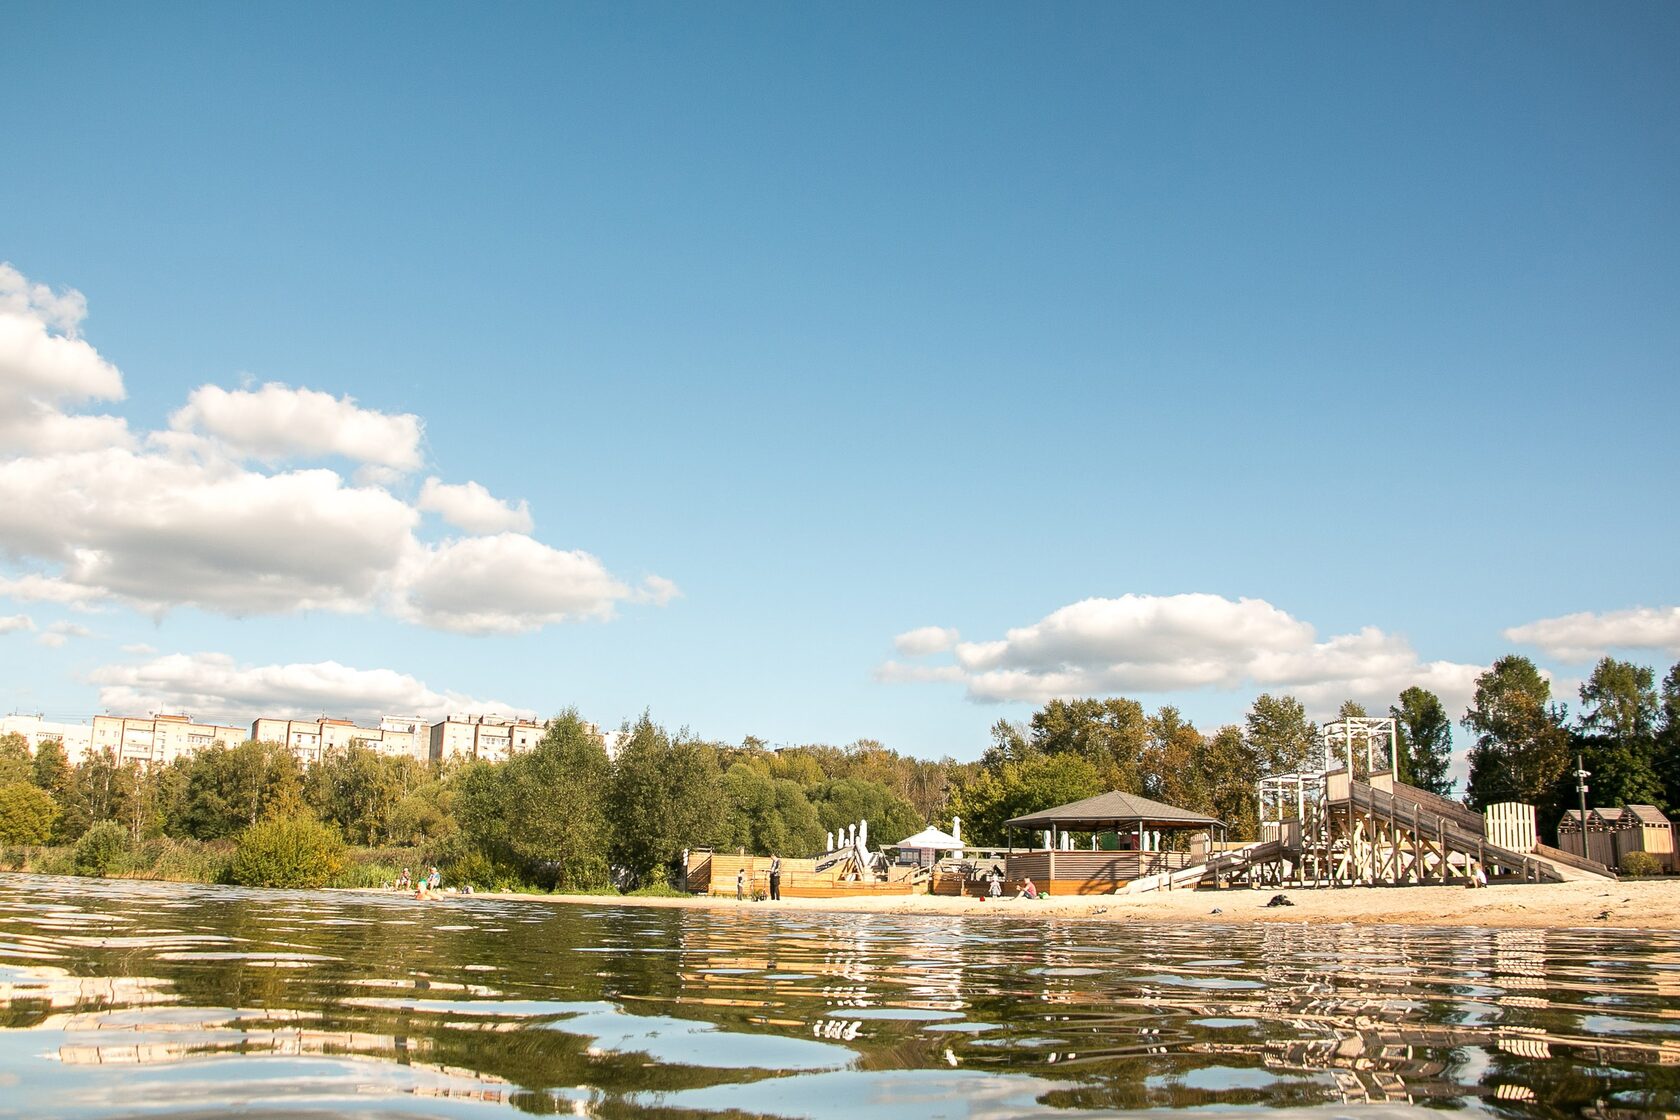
[{"left": 454, "top": 877, "right": 1680, "bottom": 931}]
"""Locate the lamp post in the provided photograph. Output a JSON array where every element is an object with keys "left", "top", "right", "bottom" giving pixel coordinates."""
[{"left": 1574, "top": 753, "right": 1591, "bottom": 845}]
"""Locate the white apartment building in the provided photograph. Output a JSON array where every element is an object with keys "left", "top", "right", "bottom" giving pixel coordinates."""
[
  {"left": 0, "top": 714, "right": 95, "bottom": 758},
  {"left": 250, "top": 715, "right": 436, "bottom": 765},
  {"left": 429, "top": 714, "right": 546, "bottom": 763},
  {"left": 90, "top": 713, "right": 246, "bottom": 766}
]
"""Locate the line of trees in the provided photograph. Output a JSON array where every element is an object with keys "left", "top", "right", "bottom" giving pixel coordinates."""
[{"left": 2, "top": 653, "right": 1676, "bottom": 889}]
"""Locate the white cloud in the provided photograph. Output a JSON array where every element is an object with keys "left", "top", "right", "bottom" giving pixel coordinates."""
[
  {"left": 881, "top": 593, "right": 1485, "bottom": 720},
  {"left": 121, "top": 642, "right": 158, "bottom": 656},
  {"left": 0, "top": 573, "right": 108, "bottom": 608},
  {"left": 392, "top": 533, "right": 639, "bottom": 634},
  {"left": 0, "top": 264, "right": 130, "bottom": 455},
  {"left": 894, "top": 626, "right": 960, "bottom": 656},
  {"left": 0, "top": 451, "right": 418, "bottom": 614},
  {"left": 635, "top": 574, "right": 682, "bottom": 606},
  {"left": 37, "top": 621, "right": 92, "bottom": 648},
  {"left": 0, "top": 264, "right": 672, "bottom": 636},
  {"left": 417, "top": 477, "right": 534, "bottom": 534},
  {"left": 90, "top": 652, "right": 536, "bottom": 726},
  {"left": 170, "top": 382, "right": 424, "bottom": 471},
  {"left": 1504, "top": 606, "right": 1680, "bottom": 664},
  {"left": 0, "top": 262, "right": 89, "bottom": 335},
  {"left": 0, "top": 614, "right": 34, "bottom": 635}
]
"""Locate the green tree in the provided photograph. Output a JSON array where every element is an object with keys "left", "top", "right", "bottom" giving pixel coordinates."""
[
  {"left": 1202, "top": 725, "right": 1261, "bottom": 839},
  {"left": 606, "top": 714, "right": 729, "bottom": 888},
  {"left": 808, "top": 777, "right": 921, "bottom": 847},
  {"left": 1141, "top": 707, "right": 1209, "bottom": 811},
  {"left": 29, "top": 739, "right": 87, "bottom": 842},
  {"left": 178, "top": 741, "right": 304, "bottom": 839},
  {"left": 1463, "top": 655, "right": 1573, "bottom": 828},
  {"left": 1026, "top": 698, "right": 1148, "bottom": 790},
  {"left": 455, "top": 710, "right": 611, "bottom": 890},
  {"left": 1245, "top": 694, "right": 1320, "bottom": 775},
  {"left": 306, "top": 744, "right": 421, "bottom": 846},
  {"left": 949, "top": 752, "right": 1103, "bottom": 846},
  {"left": 1658, "top": 662, "right": 1680, "bottom": 813},
  {"left": 231, "top": 815, "right": 346, "bottom": 888},
  {"left": 719, "top": 764, "right": 824, "bottom": 856},
  {"left": 1576, "top": 657, "right": 1663, "bottom": 808},
  {"left": 0, "top": 733, "right": 31, "bottom": 786},
  {"left": 0, "top": 782, "right": 58, "bottom": 845},
  {"left": 1392, "top": 686, "right": 1455, "bottom": 797}
]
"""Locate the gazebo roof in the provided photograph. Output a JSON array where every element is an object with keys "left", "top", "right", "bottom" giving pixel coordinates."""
[
  {"left": 889, "top": 825, "right": 964, "bottom": 849},
  {"left": 1005, "top": 790, "right": 1222, "bottom": 830}
]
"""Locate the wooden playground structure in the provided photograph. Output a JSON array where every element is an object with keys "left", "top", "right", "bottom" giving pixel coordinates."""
[{"left": 1249, "top": 717, "right": 1610, "bottom": 888}]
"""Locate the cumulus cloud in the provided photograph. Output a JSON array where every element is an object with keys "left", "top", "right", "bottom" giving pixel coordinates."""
[
  {"left": 37, "top": 621, "right": 92, "bottom": 648},
  {"left": 170, "top": 382, "right": 424, "bottom": 471},
  {"left": 0, "top": 614, "right": 34, "bottom": 636},
  {"left": 879, "top": 593, "right": 1485, "bottom": 719},
  {"left": 0, "top": 452, "right": 418, "bottom": 613},
  {"left": 0, "top": 264, "right": 674, "bottom": 635},
  {"left": 392, "top": 533, "right": 643, "bottom": 634},
  {"left": 90, "top": 652, "right": 536, "bottom": 726},
  {"left": 417, "top": 477, "right": 534, "bottom": 534},
  {"left": 1505, "top": 606, "right": 1680, "bottom": 664},
  {"left": 894, "top": 626, "right": 960, "bottom": 656},
  {"left": 0, "top": 265, "right": 130, "bottom": 454}
]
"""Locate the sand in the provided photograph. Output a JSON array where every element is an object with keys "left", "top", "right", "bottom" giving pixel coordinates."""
[{"left": 465, "top": 877, "right": 1680, "bottom": 931}]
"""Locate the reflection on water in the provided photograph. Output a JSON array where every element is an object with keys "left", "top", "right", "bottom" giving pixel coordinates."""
[{"left": 0, "top": 874, "right": 1676, "bottom": 1119}]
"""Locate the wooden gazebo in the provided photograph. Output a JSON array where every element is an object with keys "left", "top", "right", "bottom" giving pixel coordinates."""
[{"left": 1003, "top": 791, "right": 1224, "bottom": 896}]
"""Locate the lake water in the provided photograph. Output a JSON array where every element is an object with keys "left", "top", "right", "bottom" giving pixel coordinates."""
[{"left": 0, "top": 873, "right": 1676, "bottom": 1119}]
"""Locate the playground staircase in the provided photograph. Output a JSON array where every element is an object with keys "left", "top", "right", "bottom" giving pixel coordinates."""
[
  {"left": 1335, "top": 777, "right": 1611, "bottom": 883},
  {"left": 1119, "top": 840, "right": 1285, "bottom": 894}
]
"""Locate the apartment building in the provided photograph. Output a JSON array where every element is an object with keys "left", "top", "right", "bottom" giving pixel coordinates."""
[
  {"left": 428, "top": 714, "right": 546, "bottom": 763},
  {"left": 90, "top": 713, "right": 246, "bottom": 766},
  {"left": 0, "top": 714, "right": 95, "bottom": 758},
  {"left": 250, "top": 715, "right": 436, "bottom": 765}
]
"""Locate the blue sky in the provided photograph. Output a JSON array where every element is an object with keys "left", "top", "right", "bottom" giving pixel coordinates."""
[{"left": 2, "top": 3, "right": 1677, "bottom": 768}]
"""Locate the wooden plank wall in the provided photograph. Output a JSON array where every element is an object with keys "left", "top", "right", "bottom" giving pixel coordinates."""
[{"left": 695, "top": 853, "right": 919, "bottom": 898}]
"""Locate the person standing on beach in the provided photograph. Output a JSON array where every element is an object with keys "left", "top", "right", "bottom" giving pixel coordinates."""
[
  {"left": 769, "top": 854, "right": 781, "bottom": 901},
  {"left": 736, "top": 866, "right": 746, "bottom": 900}
]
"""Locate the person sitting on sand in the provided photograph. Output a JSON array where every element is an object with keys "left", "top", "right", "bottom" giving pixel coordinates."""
[
  {"left": 397, "top": 867, "right": 412, "bottom": 891},
  {"left": 1016, "top": 876, "right": 1039, "bottom": 900}
]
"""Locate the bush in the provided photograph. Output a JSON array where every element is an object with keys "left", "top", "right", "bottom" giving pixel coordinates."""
[
  {"left": 73, "top": 821, "right": 131, "bottom": 876},
  {"left": 231, "top": 816, "right": 346, "bottom": 889},
  {"left": 1620, "top": 850, "right": 1663, "bottom": 878}
]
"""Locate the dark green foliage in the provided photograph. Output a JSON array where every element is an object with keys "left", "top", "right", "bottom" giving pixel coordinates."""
[
  {"left": 807, "top": 777, "right": 922, "bottom": 847},
  {"left": 949, "top": 752, "right": 1103, "bottom": 846},
  {"left": 1659, "top": 663, "right": 1680, "bottom": 814},
  {"left": 1025, "top": 698, "right": 1148, "bottom": 790},
  {"left": 1576, "top": 657, "right": 1664, "bottom": 809},
  {"left": 305, "top": 744, "right": 425, "bottom": 845},
  {"left": 1463, "top": 656, "right": 1573, "bottom": 831},
  {"left": 231, "top": 815, "right": 346, "bottom": 888},
  {"left": 1392, "top": 686, "right": 1455, "bottom": 797},
  {"left": 719, "top": 764, "right": 825, "bottom": 856},
  {"left": 74, "top": 820, "right": 130, "bottom": 876},
  {"left": 179, "top": 741, "right": 304, "bottom": 839},
  {"left": 0, "top": 782, "right": 58, "bottom": 845},
  {"left": 1201, "top": 725, "right": 1261, "bottom": 838},
  {"left": 606, "top": 714, "right": 728, "bottom": 888},
  {"left": 454, "top": 710, "right": 610, "bottom": 890},
  {"left": 1245, "top": 695, "right": 1320, "bottom": 776}
]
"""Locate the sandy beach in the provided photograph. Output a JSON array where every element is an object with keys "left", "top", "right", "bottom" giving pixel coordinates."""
[{"left": 467, "top": 877, "right": 1680, "bottom": 931}]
